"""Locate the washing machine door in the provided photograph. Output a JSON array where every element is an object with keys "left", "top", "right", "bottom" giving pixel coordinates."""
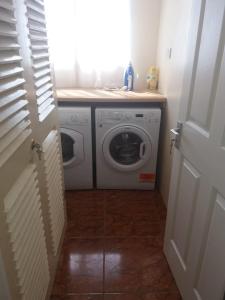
[
  {"left": 60, "top": 128, "right": 84, "bottom": 168},
  {"left": 102, "top": 125, "right": 152, "bottom": 172}
]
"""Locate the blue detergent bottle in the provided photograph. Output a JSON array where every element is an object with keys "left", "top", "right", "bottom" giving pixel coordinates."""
[{"left": 124, "top": 62, "right": 134, "bottom": 91}]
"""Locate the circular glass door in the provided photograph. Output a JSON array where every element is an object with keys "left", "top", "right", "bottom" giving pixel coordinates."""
[
  {"left": 61, "top": 132, "right": 74, "bottom": 163},
  {"left": 109, "top": 132, "right": 143, "bottom": 165},
  {"left": 60, "top": 128, "right": 84, "bottom": 168},
  {"left": 102, "top": 126, "right": 152, "bottom": 172}
]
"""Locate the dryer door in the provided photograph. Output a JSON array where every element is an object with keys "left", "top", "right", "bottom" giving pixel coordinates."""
[
  {"left": 60, "top": 128, "right": 84, "bottom": 168},
  {"left": 102, "top": 125, "right": 152, "bottom": 172}
]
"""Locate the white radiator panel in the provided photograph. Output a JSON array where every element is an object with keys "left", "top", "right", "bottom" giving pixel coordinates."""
[
  {"left": 25, "top": 0, "right": 55, "bottom": 122},
  {"left": 3, "top": 164, "right": 50, "bottom": 300},
  {"left": 0, "top": 1, "right": 31, "bottom": 167},
  {"left": 43, "top": 130, "right": 65, "bottom": 256}
]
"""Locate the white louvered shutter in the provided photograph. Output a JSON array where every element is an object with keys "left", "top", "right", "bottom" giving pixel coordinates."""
[
  {"left": 25, "top": 0, "right": 55, "bottom": 122},
  {"left": 0, "top": 1, "right": 53, "bottom": 299},
  {"left": 0, "top": 0, "right": 65, "bottom": 299},
  {"left": 21, "top": 0, "right": 66, "bottom": 258},
  {"left": 0, "top": 0, "right": 31, "bottom": 167}
]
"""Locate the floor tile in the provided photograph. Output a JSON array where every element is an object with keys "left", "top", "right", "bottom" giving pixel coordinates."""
[
  {"left": 104, "top": 237, "right": 178, "bottom": 293},
  {"left": 66, "top": 191, "right": 104, "bottom": 237},
  {"left": 52, "top": 238, "right": 104, "bottom": 295},
  {"left": 51, "top": 295, "right": 103, "bottom": 300},
  {"left": 104, "top": 293, "right": 141, "bottom": 299},
  {"left": 142, "top": 291, "right": 182, "bottom": 300},
  {"left": 104, "top": 292, "right": 181, "bottom": 299},
  {"left": 104, "top": 191, "right": 165, "bottom": 236}
]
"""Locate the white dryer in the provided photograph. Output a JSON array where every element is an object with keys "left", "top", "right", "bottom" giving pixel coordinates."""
[
  {"left": 59, "top": 107, "right": 93, "bottom": 190},
  {"left": 95, "top": 108, "right": 161, "bottom": 190}
]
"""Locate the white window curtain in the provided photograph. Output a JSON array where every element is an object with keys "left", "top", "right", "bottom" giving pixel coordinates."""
[{"left": 45, "top": 0, "right": 131, "bottom": 89}]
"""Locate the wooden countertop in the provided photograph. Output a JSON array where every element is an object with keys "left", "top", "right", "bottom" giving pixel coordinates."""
[{"left": 56, "top": 89, "right": 166, "bottom": 103}]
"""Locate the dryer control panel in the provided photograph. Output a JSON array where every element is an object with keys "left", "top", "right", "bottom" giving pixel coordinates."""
[{"left": 59, "top": 107, "right": 90, "bottom": 126}]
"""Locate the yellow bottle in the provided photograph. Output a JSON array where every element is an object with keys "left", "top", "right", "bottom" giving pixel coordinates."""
[{"left": 146, "top": 66, "right": 159, "bottom": 90}]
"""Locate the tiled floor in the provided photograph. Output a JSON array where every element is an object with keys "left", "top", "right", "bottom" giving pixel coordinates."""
[{"left": 51, "top": 190, "right": 181, "bottom": 300}]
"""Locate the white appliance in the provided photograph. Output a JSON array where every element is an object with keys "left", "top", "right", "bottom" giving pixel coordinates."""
[
  {"left": 59, "top": 107, "right": 93, "bottom": 189},
  {"left": 95, "top": 108, "right": 161, "bottom": 190}
]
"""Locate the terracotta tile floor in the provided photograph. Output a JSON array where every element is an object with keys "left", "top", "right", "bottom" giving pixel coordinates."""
[{"left": 51, "top": 190, "right": 181, "bottom": 300}]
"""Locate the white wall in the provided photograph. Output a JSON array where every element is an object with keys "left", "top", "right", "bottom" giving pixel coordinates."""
[
  {"left": 130, "top": 0, "right": 162, "bottom": 90},
  {"left": 157, "top": 0, "right": 193, "bottom": 205}
]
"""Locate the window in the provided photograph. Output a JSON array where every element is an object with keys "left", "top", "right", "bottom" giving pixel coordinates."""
[{"left": 45, "top": 0, "right": 131, "bottom": 88}]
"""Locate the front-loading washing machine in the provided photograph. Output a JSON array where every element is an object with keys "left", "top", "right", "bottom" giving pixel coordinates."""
[
  {"left": 59, "top": 107, "right": 93, "bottom": 190},
  {"left": 95, "top": 108, "right": 161, "bottom": 190}
]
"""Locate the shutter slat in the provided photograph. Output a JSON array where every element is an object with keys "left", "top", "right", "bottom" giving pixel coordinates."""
[
  {"left": 34, "top": 68, "right": 50, "bottom": 79},
  {"left": 0, "top": 110, "right": 29, "bottom": 139},
  {"left": 31, "top": 45, "right": 48, "bottom": 51},
  {"left": 0, "top": 100, "right": 28, "bottom": 122},
  {"left": 0, "top": 1, "right": 14, "bottom": 11},
  {"left": 0, "top": 43, "right": 20, "bottom": 51},
  {"left": 28, "top": 24, "right": 46, "bottom": 33},
  {"left": 0, "top": 66, "right": 23, "bottom": 79},
  {"left": 30, "top": 0, "right": 44, "bottom": 7},
  {"left": 33, "top": 61, "right": 50, "bottom": 70},
  {"left": 29, "top": 34, "right": 47, "bottom": 41},
  {"left": 32, "top": 52, "right": 49, "bottom": 60},
  {"left": 0, "top": 12, "right": 16, "bottom": 24},
  {"left": 0, "top": 78, "right": 25, "bottom": 93},
  {"left": 0, "top": 55, "right": 22, "bottom": 65},
  {"left": 35, "top": 75, "right": 51, "bottom": 88},
  {"left": 0, "top": 90, "right": 26, "bottom": 108},
  {"left": 0, "top": 29, "right": 17, "bottom": 37},
  {"left": 0, "top": 129, "right": 31, "bottom": 168},
  {"left": 0, "top": 120, "right": 31, "bottom": 155},
  {"left": 26, "top": 3, "right": 45, "bottom": 16},
  {"left": 36, "top": 82, "right": 52, "bottom": 97},
  {"left": 38, "top": 97, "right": 54, "bottom": 114},
  {"left": 36, "top": 90, "right": 53, "bottom": 105},
  {"left": 27, "top": 13, "right": 45, "bottom": 24},
  {"left": 39, "top": 104, "right": 54, "bottom": 122}
]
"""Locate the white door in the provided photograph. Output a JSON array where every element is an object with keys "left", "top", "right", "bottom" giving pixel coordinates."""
[
  {"left": 164, "top": 0, "right": 225, "bottom": 299},
  {"left": 0, "top": 0, "right": 65, "bottom": 299}
]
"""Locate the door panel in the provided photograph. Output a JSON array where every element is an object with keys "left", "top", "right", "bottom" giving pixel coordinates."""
[
  {"left": 172, "top": 160, "right": 200, "bottom": 264},
  {"left": 189, "top": 0, "right": 225, "bottom": 129},
  {"left": 0, "top": 2, "right": 36, "bottom": 298},
  {"left": 15, "top": 0, "right": 66, "bottom": 279},
  {"left": 165, "top": 0, "right": 225, "bottom": 299},
  {"left": 194, "top": 194, "right": 225, "bottom": 300},
  {"left": 42, "top": 130, "right": 65, "bottom": 256},
  {"left": 3, "top": 164, "right": 49, "bottom": 300},
  {"left": 0, "top": 1, "right": 32, "bottom": 170},
  {"left": 25, "top": 0, "right": 55, "bottom": 123}
]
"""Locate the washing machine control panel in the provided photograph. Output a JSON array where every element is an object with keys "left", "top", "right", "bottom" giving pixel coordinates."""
[{"left": 100, "top": 111, "right": 154, "bottom": 123}]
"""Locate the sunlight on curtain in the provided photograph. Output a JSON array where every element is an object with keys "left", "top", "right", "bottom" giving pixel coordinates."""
[{"left": 45, "top": 0, "right": 131, "bottom": 88}]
